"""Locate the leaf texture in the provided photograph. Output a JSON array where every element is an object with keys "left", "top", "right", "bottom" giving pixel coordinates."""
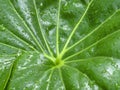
[{"left": 0, "top": 0, "right": 120, "bottom": 90}]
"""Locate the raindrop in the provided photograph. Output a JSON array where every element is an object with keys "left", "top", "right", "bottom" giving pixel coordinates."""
[
  {"left": 93, "top": 85, "right": 99, "bottom": 90},
  {"left": 46, "top": 78, "right": 50, "bottom": 83},
  {"left": 111, "top": 61, "right": 116, "bottom": 67},
  {"left": 60, "top": 37, "right": 65, "bottom": 42},
  {"left": 40, "top": 3, "right": 43, "bottom": 7},
  {"left": 90, "top": 47, "right": 95, "bottom": 53},
  {"left": 73, "top": 3, "right": 83, "bottom": 8},
  {"left": 85, "top": 52, "right": 91, "bottom": 57},
  {"left": 17, "top": 50, "right": 22, "bottom": 56},
  {"left": 28, "top": 54, "right": 33, "bottom": 59},
  {"left": 115, "top": 61, "right": 120, "bottom": 69},
  {"left": 26, "top": 82, "right": 34, "bottom": 88},
  {"left": 106, "top": 67, "right": 115, "bottom": 75},
  {"left": 34, "top": 84, "right": 39, "bottom": 89},
  {"left": 64, "top": 2, "right": 68, "bottom": 7},
  {"left": 0, "top": 24, "right": 6, "bottom": 31},
  {"left": 114, "top": 64, "right": 119, "bottom": 69}
]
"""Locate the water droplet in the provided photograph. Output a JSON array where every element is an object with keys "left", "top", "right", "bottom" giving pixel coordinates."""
[
  {"left": 73, "top": 3, "right": 83, "bottom": 8},
  {"left": 106, "top": 66, "right": 115, "bottom": 75},
  {"left": 115, "top": 61, "right": 120, "bottom": 69},
  {"left": 40, "top": 3, "right": 43, "bottom": 7},
  {"left": 64, "top": 2, "right": 68, "bottom": 7},
  {"left": 17, "top": 50, "right": 22, "bottom": 56},
  {"left": 28, "top": 54, "right": 33, "bottom": 59},
  {"left": 26, "top": 82, "right": 34, "bottom": 88},
  {"left": 34, "top": 84, "right": 39, "bottom": 89},
  {"left": 0, "top": 24, "right": 6, "bottom": 31},
  {"left": 46, "top": 78, "right": 50, "bottom": 83}
]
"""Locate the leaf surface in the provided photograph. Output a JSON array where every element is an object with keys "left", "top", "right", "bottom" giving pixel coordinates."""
[{"left": 0, "top": 0, "right": 120, "bottom": 90}]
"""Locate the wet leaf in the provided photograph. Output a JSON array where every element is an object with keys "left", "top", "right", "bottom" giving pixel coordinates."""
[{"left": 0, "top": 0, "right": 120, "bottom": 90}]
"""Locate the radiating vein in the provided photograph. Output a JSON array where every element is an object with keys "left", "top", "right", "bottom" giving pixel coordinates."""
[
  {"left": 0, "top": 42, "right": 27, "bottom": 52},
  {"left": 33, "top": 68, "right": 55, "bottom": 89},
  {"left": 56, "top": 0, "right": 61, "bottom": 56},
  {"left": 33, "top": 0, "right": 54, "bottom": 57},
  {"left": 0, "top": 54, "right": 17, "bottom": 57},
  {"left": 64, "top": 65, "right": 102, "bottom": 89},
  {"left": 4, "top": 54, "right": 23, "bottom": 90},
  {"left": 65, "top": 9, "right": 120, "bottom": 53},
  {"left": 64, "top": 29, "right": 120, "bottom": 61},
  {"left": 59, "top": 68, "right": 66, "bottom": 90},
  {"left": 60, "top": 0, "right": 94, "bottom": 56},
  {"left": 3, "top": 61, "right": 14, "bottom": 90},
  {"left": 65, "top": 56, "right": 116, "bottom": 63},
  {"left": 0, "top": 25, "right": 39, "bottom": 53},
  {"left": 46, "top": 70, "right": 54, "bottom": 90},
  {"left": 65, "top": 59, "right": 88, "bottom": 63},
  {"left": 44, "top": 54, "right": 55, "bottom": 63},
  {"left": 9, "top": 0, "right": 45, "bottom": 54}
]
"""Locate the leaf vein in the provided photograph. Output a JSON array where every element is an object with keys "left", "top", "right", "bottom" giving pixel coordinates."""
[
  {"left": 64, "top": 29, "right": 120, "bottom": 61},
  {"left": 33, "top": 0, "right": 54, "bottom": 57},
  {"left": 9, "top": 0, "right": 45, "bottom": 54},
  {"left": 60, "top": 0, "right": 94, "bottom": 56},
  {"left": 65, "top": 9, "right": 120, "bottom": 53}
]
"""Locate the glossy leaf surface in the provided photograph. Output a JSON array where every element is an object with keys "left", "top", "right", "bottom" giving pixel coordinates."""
[{"left": 0, "top": 0, "right": 120, "bottom": 90}]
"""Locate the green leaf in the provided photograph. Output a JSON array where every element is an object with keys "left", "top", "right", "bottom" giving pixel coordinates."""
[{"left": 0, "top": 0, "right": 120, "bottom": 89}]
